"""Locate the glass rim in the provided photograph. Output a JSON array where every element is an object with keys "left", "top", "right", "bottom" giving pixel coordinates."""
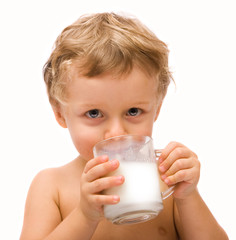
[{"left": 93, "top": 134, "right": 153, "bottom": 151}]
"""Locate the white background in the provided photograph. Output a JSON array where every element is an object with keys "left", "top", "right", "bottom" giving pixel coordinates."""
[{"left": 0, "top": 0, "right": 235, "bottom": 239}]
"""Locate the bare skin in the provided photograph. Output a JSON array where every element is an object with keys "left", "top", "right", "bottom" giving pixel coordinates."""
[
  {"left": 26, "top": 157, "right": 179, "bottom": 240},
  {"left": 20, "top": 67, "right": 228, "bottom": 240}
]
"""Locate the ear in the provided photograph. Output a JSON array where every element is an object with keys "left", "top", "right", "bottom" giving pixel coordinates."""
[
  {"left": 154, "top": 102, "right": 162, "bottom": 122},
  {"left": 52, "top": 105, "right": 67, "bottom": 128}
]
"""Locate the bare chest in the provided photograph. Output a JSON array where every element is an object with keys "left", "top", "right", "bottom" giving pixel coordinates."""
[
  {"left": 58, "top": 162, "right": 178, "bottom": 240},
  {"left": 60, "top": 190, "right": 178, "bottom": 240},
  {"left": 92, "top": 213, "right": 179, "bottom": 240}
]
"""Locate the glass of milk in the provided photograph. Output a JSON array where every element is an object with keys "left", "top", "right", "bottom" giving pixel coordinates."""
[{"left": 93, "top": 135, "right": 174, "bottom": 225}]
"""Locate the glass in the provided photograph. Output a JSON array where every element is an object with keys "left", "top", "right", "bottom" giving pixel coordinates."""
[{"left": 93, "top": 135, "right": 174, "bottom": 225}]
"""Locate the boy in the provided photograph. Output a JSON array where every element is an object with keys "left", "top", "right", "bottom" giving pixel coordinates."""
[{"left": 20, "top": 13, "right": 228, "bottom": 240}]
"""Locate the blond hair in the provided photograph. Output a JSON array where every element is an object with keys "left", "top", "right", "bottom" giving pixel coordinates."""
[{"left": 43, "top": 12, "right": 173, "bottom": 105}]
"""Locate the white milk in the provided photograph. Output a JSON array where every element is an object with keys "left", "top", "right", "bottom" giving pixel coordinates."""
[{"left": 104, "top": 161, "right": 163, "bottom": 223}]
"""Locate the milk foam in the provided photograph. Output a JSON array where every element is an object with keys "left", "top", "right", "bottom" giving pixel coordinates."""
[{"left": 104, "top": 161, "right": 163, "bottom": 220}]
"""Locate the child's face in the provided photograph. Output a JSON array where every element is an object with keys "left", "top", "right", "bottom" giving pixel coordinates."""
[{"left": 55, "top": 67, "right": 161, "bottom": 161}]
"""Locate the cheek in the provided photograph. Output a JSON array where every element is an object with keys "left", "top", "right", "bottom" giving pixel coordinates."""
[
  {"left": 139, "top": 128, "right": 154, "bottom": 138},
  {"left": 68, "top": 126, "right": 102, "bottom": 161},
  {"left": 133, "top": 119, "right": 155, "bottom": 137}
]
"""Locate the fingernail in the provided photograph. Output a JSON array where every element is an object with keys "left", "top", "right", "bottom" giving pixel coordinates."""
[
  {"left": 111, "top": 159, "right": 118, "bottom": 167},
  {"left": 116, "top": 175, "right": 124, "bottom": 183},
  {"left": 113, "top": 195, "right": 120, "bottom": 203},
  {"left": 100, "top": 155, "right": 108, "bottom": 162},
  {"left": 164, "top": 178, "right": 170, "bottom": 185},
  {"left": 159, "top": 165, "right": 165, "bottom": 172},
  {"left": 161, "top": 174, "right": 167, "bottom": 180}
]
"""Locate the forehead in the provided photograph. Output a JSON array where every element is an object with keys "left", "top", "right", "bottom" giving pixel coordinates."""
[{"left": 66, "top": 66, "right": 159, "bottom": 104}]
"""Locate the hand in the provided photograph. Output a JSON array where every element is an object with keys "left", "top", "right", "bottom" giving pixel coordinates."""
[
  {"left": 158, "top": 142, "right": 200, "bottom": 199},
  {"left": 79, "top": 155, "right": 124, "bottom": 223}
]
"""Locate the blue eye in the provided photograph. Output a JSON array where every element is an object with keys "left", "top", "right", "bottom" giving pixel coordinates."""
[
  {"left": 85, "top": 109, "right": 103, "bottom": 118},
  {"left": 127, "top": 108, "right": 142, "bottom": 117}
]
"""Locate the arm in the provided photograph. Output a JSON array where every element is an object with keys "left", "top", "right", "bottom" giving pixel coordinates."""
[
  {"left": 174, "top": 189, "right": 228, "bottom": 240},
  {"left": 159, "top": 142, "right": 228, "bottom": 240},
  {"left": 20, "top": 156, "right": 124, "bottom": 240},
  {"left": 20, "top": 169, "right": 98, "bottom": 240},
  {"left": 43, "top": 208, "right": 99, "bottom": 240}
]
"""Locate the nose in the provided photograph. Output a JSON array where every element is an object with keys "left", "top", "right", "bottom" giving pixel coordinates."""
[{"left": 104, "top": 118, "right": 128, "bottom": 140}]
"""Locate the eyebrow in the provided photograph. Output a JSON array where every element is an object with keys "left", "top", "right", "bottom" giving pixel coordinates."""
[
  {"left": 132, "top": 101, "right": 150, "bottom": 105},
  {"left": 78, "top": 101, "right": 151, "bottom": 108},
  {"left": 78, "top": 103, "right": 101, "bottom": 108}
]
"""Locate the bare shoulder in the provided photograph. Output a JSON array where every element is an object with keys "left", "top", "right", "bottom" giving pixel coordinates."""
[
  {"left": 27, "top": 158, "right": 82, "bottom": 207},
  {"left": 20, "top": 168, "right": 60, "bottom": 239},
  {"left": 28, "top": 165, "right": 65, "bottom": 201},
  {"left": 31, "top": 157, "right": 82, "bottom": 188},
  {"left": 32, "top": 167, "right": 60, "bottom": 187},
  {"left": 20, "top": 158, "right": 81, "bottom": 239}
]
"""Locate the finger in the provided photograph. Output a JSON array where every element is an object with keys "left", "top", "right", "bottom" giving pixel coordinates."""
[
  {"left": 159, "top": 146, "right": 190, "bottom": 173},
  {"left": 164, "top": 168, "right": 195, "bottom": 186},
  {"left": 91, "top": 194, "right": 120, "bottom": 205},
  {"left": 84, "top": 155, "right": 109, "bottom": 174},
  {"left": 88, "top": 175, "right": 124, "bottom": 194},
  {"left": 159, "top": 141, "right": 185, "bottom": 163},
  {"left": 85, "top": 159, "right": 120, "bottom": 182},
  {"left": 161, "top": 158, "right": 194, "bottom": 179}
]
